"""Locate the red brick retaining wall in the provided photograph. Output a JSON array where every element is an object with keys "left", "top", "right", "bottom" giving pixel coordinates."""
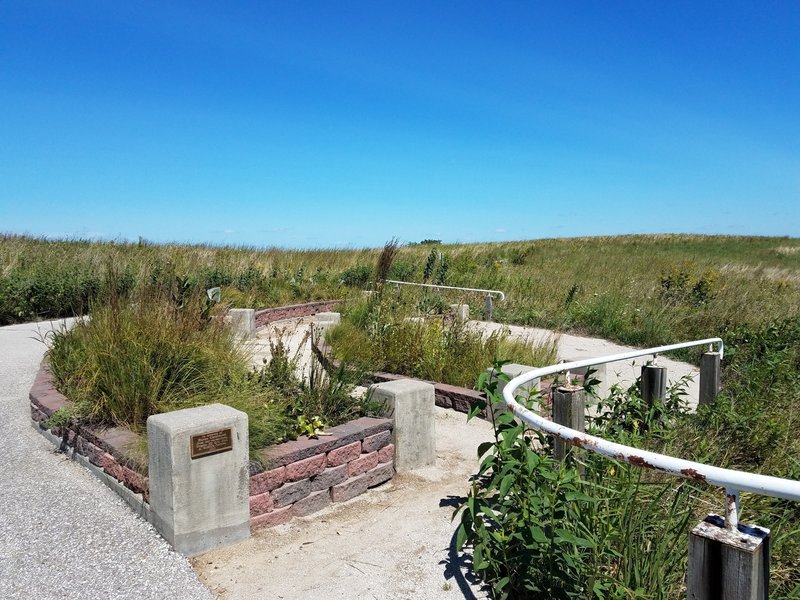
[
  {"left": 248, "top": 417, "right": 394, "bottom": 530},
  {"left": 29, "top": 359, "right": 395, "bottom": 533},
  {"left": 255, "top": 300, "right": 341, "bottom": 327},
  {"left": 29, "top": 364, "right": 149, "bottom": 500},
  {"left": 369, "top": 370, "right": 565, "bottom": 418}
]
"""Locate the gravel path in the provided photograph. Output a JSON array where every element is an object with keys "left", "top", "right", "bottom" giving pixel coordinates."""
[{"left": 0, "top": 319, "right": 212, "bottom": 600}]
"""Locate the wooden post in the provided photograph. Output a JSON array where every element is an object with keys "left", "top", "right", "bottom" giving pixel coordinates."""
[
  {"left": 484, "top": 294, "right": 494, "bottom": 321},
  {"left": 699, "top": 352, "right": 721, "bottom": 406},
  {"left": 552, "top": 385, "right": 585, "bottom": 462},
  {"left": 640, "top": 365, "right": 667, "bottom": 407},
  {"left": 687, "top": 515, "right": 770, "bottom": 599}
]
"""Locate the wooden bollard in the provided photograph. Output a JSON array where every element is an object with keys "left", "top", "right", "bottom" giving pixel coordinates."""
[
  {"left": 687, "top": 515, "right": 769, "bottom": 599},
  {"left": 699, "top": 352, "right": 721, "bottom": 406},
  {"left": 640, "top": 364, "right": 667, "bottom": 407},
  {"left": 552, "top": 384, "right": 585, "bottom": 462}
]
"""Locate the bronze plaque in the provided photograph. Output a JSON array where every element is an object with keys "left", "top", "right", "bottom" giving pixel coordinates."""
[{"left": 191, "top": 428, "right": 233, "bottom": 459}]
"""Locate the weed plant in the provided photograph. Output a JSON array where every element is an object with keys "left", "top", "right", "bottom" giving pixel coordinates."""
[
  {"left": 46, "top": 274, "right": 368, "bottom": 451},
  {"left": 456, "top": 317, "right": 800, "bottom": 598}
]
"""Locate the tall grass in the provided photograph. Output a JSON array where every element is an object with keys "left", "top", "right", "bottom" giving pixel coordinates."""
[
  {"left": 47, "top": 271, "right": 373, "bottom": 450},
  {"left": 4, "top": 234, "right": 799, "bottom": 350},
  {"left": 327, "top": 292, "right": 557, "bottom": 388}
]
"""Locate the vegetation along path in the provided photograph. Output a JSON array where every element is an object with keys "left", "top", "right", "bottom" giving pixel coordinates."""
[
  {"left": 1, "top": 314, "right": 700, "bottom": 599},
  {"left": 0, "top": 319, "right": 212, "bottom": 600},
  {"left": 194, "top": 317, "right": 701, "bottom": 599}
]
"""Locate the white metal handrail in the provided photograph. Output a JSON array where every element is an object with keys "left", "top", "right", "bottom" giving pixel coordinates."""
[
  {"left": 502, "top": 337, "right": 800, "bottom": 528},
  {"left": 385, "top": 280, "right": 506, "bottom": 301}
]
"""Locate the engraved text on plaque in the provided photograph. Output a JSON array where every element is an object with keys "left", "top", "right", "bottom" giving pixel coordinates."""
[{"left": 191, "top": 428, "right": 233, "bottom": 459}]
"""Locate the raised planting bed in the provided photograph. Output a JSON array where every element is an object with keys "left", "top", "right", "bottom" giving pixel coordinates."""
[
  {"left": 29, "top": 359, "right": 395, "bottom": 535},
  {"left": 255, "top": 300, "right": 341, "bottom": 328},
  {"left": 367, "top": 370, "right": 569, "bottom": 419}
]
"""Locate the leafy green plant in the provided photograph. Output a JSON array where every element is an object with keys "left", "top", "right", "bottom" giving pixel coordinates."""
[
  {"left": 455, "top": 366, "right": 707, "bottom": 599},
  {"left": 295, "top": 414, "right": 326, "bottom": 439},
  {"left": 454, "top": 369, "right": 598, "bottom": 599},
  {"left": 340, "top": 264, "right": 372, "bottom": 288},
  {"left": 587, "top": 370, "right": 691, "bottom": 438}
]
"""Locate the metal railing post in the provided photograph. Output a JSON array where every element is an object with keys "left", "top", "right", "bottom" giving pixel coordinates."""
[
  {"left": 640, "top": 364, "right": 666, "bottom": 407},
  {"left": 699, "top": 351, "right": 721, "bottom": 406}
]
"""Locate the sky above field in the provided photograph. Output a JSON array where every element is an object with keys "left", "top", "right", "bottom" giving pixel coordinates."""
[{"left": 1, "top": 2, "right": 798, "bottom": 248}]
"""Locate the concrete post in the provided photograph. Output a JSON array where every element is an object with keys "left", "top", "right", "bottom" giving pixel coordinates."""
[
  {"left": 225, "top": 308, "right": 256, "bottom": 339},
  {"left": 370, "top": 380, "right": 435, "bottom": 472},
  {"left": 147, "top": 404, "right": 250, "bottom": 555},
  {"left": 640, "top": 364, "right": 667, "bottom": 407},
  {"left": 699, "top": 352, "right": 721, "bottom": 407},
  {"left": 484, "top": 295, "right": 494, "bottom": 321},
  {"left": 687, "top": 516, "right": 769, "bottom": 599},
  {"left": 312, "top": 311, "right": 341, "bottom": 340},
  {"left": 449, "top": 303, "right": 469, "bottom": 322},
  {"left": 486, "top": 363, "right": 540, "bottom": 420},
  {"left": 552, "top": 385, "right": 585, "bottom": 462}
]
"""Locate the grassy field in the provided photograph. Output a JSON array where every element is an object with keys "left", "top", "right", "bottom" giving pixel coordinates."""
[
  {"left": 3, "top": 233, "right": 799, "bottom": 350},
  {"left": 5, "top": 232, "right": 800, "bottom": 596}
]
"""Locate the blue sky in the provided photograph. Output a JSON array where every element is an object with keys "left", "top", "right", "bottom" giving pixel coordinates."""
[{"left": 1, "top": 2, "right": 798, "bottom": 248}]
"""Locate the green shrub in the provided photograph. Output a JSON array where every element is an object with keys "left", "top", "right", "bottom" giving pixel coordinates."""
[
  {"left": 327, "top": 296, "right": 557, "bottom": 388},
  {"left": 455, "top": 382, "right": 598, "bottom": 598},
  {"left": 339, "top": 264, "right": 372, "bottom": 288},
  {"left": 455, "top": 369, "right": 704, "bottom": 598}
]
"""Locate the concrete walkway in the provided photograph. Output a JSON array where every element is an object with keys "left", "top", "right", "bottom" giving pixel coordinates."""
[{"left": 0, "top": 319, "right": 212, "bottom": 600}]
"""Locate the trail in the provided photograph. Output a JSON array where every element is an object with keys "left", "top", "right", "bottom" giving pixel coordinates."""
[
  {"left": 196, "top": 317, "right": 701, "bottom": 599},
  {"left": 0, "top": 319, "right": 211, "bottom": 600}
]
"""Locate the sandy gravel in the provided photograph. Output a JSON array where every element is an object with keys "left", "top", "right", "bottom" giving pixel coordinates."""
[
  {"left": 0, "top": 319, "right": 212, "bottom": 600},
  {"left": 193, "top": 407, "right": 493, "bottom": 600}
]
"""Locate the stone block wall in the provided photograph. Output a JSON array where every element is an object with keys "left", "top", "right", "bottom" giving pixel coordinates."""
[
  {"left": 29, "top": 363, "right": 149, "bottom": 501},
  {"left": 248, "top": 417, "right": 394, "bottom": 530},
  {"left": 29, "top": 360, "right": 395, "bottom": 537},
  {"left": 255, "top": 300, "right": 341, "bottom": 328}
]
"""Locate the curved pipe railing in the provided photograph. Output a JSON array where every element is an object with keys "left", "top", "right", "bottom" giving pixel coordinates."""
[
  {"left": 502, "top": 337, "right": 800, "bottom": 529},
  {"left": 385, "top": 280, "right": 505, "bottom": 301}
]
